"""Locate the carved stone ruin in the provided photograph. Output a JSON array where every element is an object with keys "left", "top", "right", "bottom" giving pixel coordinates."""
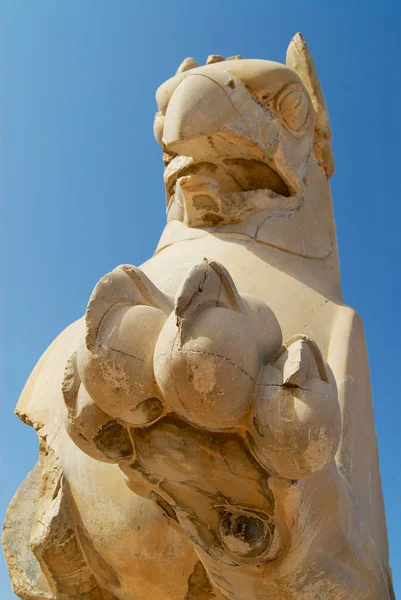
[{"left": 3, "top": 33, "right": 394, "bottom": 599}]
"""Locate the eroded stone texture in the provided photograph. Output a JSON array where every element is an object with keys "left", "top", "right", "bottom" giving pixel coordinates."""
[
  {"left": 3, "top": 447, "right": 115, "bottom": 600},
  {"left": 3, "top": 34, "right": 393, "bottom": 599},
  {"left": 3, "top": 460, "right": 53, "bottom": 600}
]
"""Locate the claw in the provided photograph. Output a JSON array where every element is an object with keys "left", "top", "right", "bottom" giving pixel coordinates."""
[
  {"left": 175, "top": 259, "right": 242, "bottom": 344},
  {"left": 154, "top": 260, "right": 281, "bottom": 429},
  {"left": 246, "top": 336, "right": 341, "bottom": 479},
  {"left": 85, "top": 264, "right": 172, "bottom": 349},
  {"left": 78, "top": 265, "right": 172, "bottom": 425},
  {"left": 62, "top": 352, "right": 134, "bottom": 463},
  {"left": 276, "top": 335, "right": 329, "bottom": 387}
]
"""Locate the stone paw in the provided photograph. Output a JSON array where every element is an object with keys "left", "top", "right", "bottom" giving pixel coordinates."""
[
  {"left": 62, "top": 259, "right": 283, "bottom": 461},
  {"left": 246, "top": 335, "right": 341, "bottom": 479},
  {"left": 62, "top": 260, "right": 341, "bottom": 567}
]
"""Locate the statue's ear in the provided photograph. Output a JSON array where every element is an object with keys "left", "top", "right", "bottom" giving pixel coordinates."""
[{"left": 286, "top": 33, "right": 335, "bottom": 178}]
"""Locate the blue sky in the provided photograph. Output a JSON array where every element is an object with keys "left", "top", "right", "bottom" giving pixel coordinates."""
[{"left": 1, "top": 1, "right": 400, "bottom": 598}]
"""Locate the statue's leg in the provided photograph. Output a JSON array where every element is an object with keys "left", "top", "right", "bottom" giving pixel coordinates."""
[
  {"left": 3, "top": 446, "right": 116, "bottom": 600},
  {"left": 60, "top": 259, "right": 393, "bottom": 599},
  {"left": 3, "top": 458, "right": 53, "bottom": 600}
]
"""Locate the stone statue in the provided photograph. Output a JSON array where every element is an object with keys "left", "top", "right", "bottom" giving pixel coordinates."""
[{"left": 3, "top": 34, "right": 394, "bottom": 600}]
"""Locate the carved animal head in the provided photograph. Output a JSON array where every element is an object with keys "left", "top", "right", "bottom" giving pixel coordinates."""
[{"left": 154, "top": 34, "right": 334, "bottom": 230}]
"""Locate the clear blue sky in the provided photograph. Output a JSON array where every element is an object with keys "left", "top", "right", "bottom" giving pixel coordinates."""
[{"left": 1, "top": 1, "right": 400, "bottom": 598}]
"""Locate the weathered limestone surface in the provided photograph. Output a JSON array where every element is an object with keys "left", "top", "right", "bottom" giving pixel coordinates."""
[{"left": 3, "top": 34, "right": 394, "bottom": 599}]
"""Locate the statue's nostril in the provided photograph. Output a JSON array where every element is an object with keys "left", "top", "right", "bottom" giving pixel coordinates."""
[{"left": 218, "top": 511, "right": 272, "bottom": 558}]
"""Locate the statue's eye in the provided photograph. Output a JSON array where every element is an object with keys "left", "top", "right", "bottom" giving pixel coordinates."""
[{"left": 277, "top": 86, "right": 309, "bottom": 132}]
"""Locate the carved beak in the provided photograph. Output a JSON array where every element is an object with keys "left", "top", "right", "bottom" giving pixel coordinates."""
[
  {"left": 158, "top": 66, "right": 312, "bottom": 209},
  {"left": 161, "top": 69, "right": 279, "bottom": 162}
]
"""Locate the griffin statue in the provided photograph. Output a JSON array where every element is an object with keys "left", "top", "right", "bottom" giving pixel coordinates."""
[{"left": 3, "top": 34, "right": 394, "bottom": 600}]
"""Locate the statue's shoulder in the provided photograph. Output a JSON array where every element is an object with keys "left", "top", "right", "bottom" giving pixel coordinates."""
[
  {"left": 330, "top": 303, "right": 365, "bottom": 348},
  {"left": 16, "top": 318, "right": 85, "bottom": 435}
]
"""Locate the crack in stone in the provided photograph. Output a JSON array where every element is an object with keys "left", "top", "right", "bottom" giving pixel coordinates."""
[
  {"left": 185, "top": 349, "right": 256, "bottom": 383},
  {"left": 106, "top": 347, "right": 145, "bottom": 362}
]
